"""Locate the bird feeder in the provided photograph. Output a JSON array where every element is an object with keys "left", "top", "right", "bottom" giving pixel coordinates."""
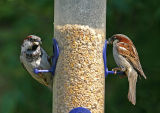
[
  {"left": 34, "top": 0, "right": 123, "bottom": 113},
  {"left": 54, "top": 0, "right": 106, "bottom": 112}
]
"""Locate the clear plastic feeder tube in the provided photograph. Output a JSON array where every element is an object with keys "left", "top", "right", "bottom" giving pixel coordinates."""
[
  {"left": 54, "top": 0, "right": 106, "bottom": 30},
  {"left": 53, "top": 0, "right": 106, "bottom": 113}
]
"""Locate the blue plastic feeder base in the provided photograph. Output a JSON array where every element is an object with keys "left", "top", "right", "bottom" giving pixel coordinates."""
[{"left": 69, "top": 107, "right": 91, "bottom": 113}]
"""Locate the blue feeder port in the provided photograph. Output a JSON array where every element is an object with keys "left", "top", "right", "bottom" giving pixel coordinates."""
[
  {"left": 103, "top": 40, "right": 124, "bottom": 77},
  {"left": 69, "top": 107, "right": 91, "bottom": 113},
  {"left": 33, "top": 38, "right": 59, "bottom": 76}
]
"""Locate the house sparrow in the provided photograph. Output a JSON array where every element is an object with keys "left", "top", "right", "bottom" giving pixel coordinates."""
[
  {"left": 108, "top": 34, "right": 146, "bottom": 105},
  {"left": 20, "top": 35, "right": 53, "bottom": 89}
]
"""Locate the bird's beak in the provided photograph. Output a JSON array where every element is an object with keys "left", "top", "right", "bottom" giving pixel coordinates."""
[
  {"left": 107, "top": 38, "right": 113, "bottom": 45},
  {"left": 33, "top": 40, "right": 42, "bottom": 45},
  {"left": 33, "top": 42, "right": 39, "bottom": 45}
]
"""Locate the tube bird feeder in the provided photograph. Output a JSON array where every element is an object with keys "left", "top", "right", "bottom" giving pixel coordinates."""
[{"left": 53, "top": 0, "right": 106, "bottom": 113}]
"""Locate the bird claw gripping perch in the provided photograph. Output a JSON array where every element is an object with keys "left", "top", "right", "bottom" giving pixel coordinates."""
[
  {"left": 34, "top": 38, "right": 59, "bottom": 76},
  {"left": 103, "top": 40, "right": 124, "bottom": 77}
]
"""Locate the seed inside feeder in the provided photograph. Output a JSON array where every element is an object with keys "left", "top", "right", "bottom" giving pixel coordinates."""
[{"left": 53, "top": 24, "right": 105, "bottom": 113}]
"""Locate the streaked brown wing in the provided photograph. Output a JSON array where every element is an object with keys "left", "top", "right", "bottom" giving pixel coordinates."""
[{"left": 116, "top": 42, "right": 146, "bottom": 78}]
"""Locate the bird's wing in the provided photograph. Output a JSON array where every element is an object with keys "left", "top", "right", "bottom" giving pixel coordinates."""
[
  {"left": 40, "top": 47, "right": 52, "bottom": 66},
  {"left": 116, "top": 42, "right": 146, "bottom": 79},
  {"left": 20, "top": 55, "right": 29, "bottom": 73}
]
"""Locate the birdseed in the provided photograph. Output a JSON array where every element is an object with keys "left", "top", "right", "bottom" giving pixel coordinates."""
[{"left": 53, "top": 24, "right": 105, "bottom": 113}]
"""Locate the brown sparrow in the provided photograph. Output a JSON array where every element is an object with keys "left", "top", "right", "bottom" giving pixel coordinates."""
[
  {"left": 108, "top": 34, "right": 146, "bottom": 105},
  {"left": 20, "top": 35, "right": 53, "bottom": 89}
]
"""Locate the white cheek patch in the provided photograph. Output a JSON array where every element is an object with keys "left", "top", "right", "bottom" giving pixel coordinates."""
[
  {"left": 21, "top": 41, "right": 34, "bottom": 53},
  {"left": 24, "top": 41, "right": 32, "bottom": 48}
]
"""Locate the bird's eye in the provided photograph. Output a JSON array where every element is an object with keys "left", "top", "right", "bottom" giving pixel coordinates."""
[
  {"left": 29, "top": 38, "right": 33, "bottom": 41},
  {"left": 113, "top": 37, "right": 117, "bottom": 41},
  {"left": 29, "top": 38, "right": 34, "bottom": 42}
]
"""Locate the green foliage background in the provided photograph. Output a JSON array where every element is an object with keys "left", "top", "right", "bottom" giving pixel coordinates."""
[{"left": 0, "top": 0, "right": 159, "bottom": 113}]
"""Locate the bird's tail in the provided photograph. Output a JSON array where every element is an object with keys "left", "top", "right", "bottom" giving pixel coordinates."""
[{"left": 127, "top": 70, "right": 138, "bottom": 105}]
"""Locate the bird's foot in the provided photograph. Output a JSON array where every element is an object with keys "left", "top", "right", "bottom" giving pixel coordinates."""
[
  {"left": 112, "top": 67, "right": 126, "bottom": 78},
  {"left": 112, "top": 67, "right": 122, "bottom": 74}
]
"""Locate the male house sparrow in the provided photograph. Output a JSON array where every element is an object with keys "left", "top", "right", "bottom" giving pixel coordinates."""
[
  {"left": 108, "top": 34, "right": 146, "bottom": 105},
  {"left": 20, "top": 35, "right": 53, "bottom": 89}
]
